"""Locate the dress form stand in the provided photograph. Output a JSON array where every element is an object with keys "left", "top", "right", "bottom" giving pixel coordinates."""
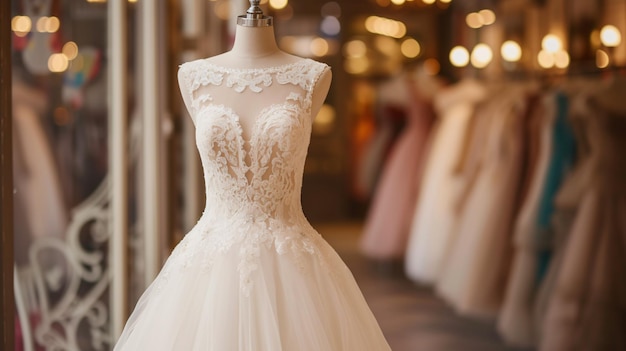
[{"left": 179, "top": 0, "right": 332, "bottom": 127}]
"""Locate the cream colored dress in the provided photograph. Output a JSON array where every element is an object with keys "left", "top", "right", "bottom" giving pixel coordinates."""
[{"left": 114, "top": 59, "right": 391, "bottom": 351}]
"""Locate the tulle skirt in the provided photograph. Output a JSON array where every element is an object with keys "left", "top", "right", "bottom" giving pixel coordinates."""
[{"left": 113, "top": 224, "right": 391, "bottom": 351}]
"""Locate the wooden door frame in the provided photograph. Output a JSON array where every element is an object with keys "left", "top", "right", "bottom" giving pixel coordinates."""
[{"left": 0, "top": 0, "right": 15, "bottom": 349}]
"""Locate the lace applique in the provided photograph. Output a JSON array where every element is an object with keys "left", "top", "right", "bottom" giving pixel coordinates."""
[
  {"left": 179, "top": 60, "right": 224, "bottom": 113},
  {"left": 226, "top": 71, "right": 273, "bottom": 93},
  {"left": 286, "top": 92, "right": 304, "bottom": 104},
  {"left": 167, "top": 58, "right": 332, "bottom": 295},
  {"left": 192, "top": 93, "right": 213, "bottom": 112}
]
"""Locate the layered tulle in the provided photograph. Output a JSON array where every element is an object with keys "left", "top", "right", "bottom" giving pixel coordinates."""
[{"left": 114, "top": 223, "right": 391, "bottom": 351}]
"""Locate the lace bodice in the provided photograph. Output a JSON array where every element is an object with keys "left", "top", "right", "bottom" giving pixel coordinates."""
[{"left": 171, "top": 58, "right": 331, "bottom": 293}]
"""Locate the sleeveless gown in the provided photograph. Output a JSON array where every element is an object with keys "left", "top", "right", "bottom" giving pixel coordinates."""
[{"left": 113, "top": 58, "right": 391, "bottom": 351}]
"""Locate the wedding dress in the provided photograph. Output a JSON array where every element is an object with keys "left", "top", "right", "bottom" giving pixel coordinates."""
[{"left": 113, "top": 58, "right": 391, "bottom": 351}]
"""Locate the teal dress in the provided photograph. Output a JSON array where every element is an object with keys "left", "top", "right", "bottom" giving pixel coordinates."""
[{"left": 535, "top": 92, "right": 576, "bottom": 282}]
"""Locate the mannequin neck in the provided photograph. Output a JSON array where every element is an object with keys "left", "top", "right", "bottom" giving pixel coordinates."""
[{"left": 230, "top": 25, "right": 280, "bottom": 58}]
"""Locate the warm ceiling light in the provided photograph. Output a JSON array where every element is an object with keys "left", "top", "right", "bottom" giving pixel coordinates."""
[
  {"left": 364, "top": 16, "right": 406, "bottom": 38},
  {"left": 422, "top": 0, "right": 435, "bottom": 4},
  {"left": 600, "top": 25, "right": 622, "bottom": 47},
  {"left": 343, "top": 40, "right": 367, "bottom": 58},
  {"left": 554, "top": 50, "right": 570, "bottom": 68},
  {"left": 11, "top": 16, "right": 32, "bottom": 33},
  {"left": 541, "top": 34, "right": 562, "bottom": 53},
  {"left": 391, "top": 0, "right": 405, "bottom": 4},
  {"left": 269, "top": 0, "right": 288, "bottom": 10},
  {"left": 449, "top": 46, "right": 469, "bottom": 67},
  {"left": 596, "top": 49, "right": 610, "bottom": 68},
  {"left": 501, "top": 40, "right": 522, "bottom": 62},
  {"left": 375, "top": 36, "right": 398, "bottom": 55},
  {"left": 344, "top": 56, "right": 370, "bottom": 74},
  {"left": 48, "top": 53, "right": 69, "bottom": 73},
  {"left": 537, "top": 50, "right": 555, "bottom": 68},
  {"left": 310, "top": 37, "right": 329, "bottom": 57},
  {"left": 62, "top": 41, "right": 79, "bottom": 60},
  {"left": 479, "top": 9, "right": 495, "bottom": 25},
  {"left": 401, "top": 38, "right": 421, "bottom": 58},
  {"left": 471, "top": 43, "right": 493, "bottom": 68},
  {"left": 466, "top": 12, "right": 482, "bottom": 29}
]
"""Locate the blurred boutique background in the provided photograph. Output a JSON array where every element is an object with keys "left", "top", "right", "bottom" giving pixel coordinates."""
[{"left": 2, "top": 0, "right": 626, "bottom": 350}]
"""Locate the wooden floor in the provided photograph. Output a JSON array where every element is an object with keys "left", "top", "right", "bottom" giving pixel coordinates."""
[{"left": 316, "top": 222, "right": 531, "bottom": 351}]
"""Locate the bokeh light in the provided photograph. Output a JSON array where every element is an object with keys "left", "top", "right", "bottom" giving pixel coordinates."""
[
  {"left": 48, "top": 53, "right": 69, "bottom": 73},
  {"left": 501, "top": 40, "right": 522, "bottom": 62},
  {"left": 596, "top": 49, "right": 610, "bottom": 68},
  {"left": 542, "top": 34, "right": 562, "bottom": 53},
  {"left": 401, "top": 38, "right": 421, "bottom": 58},
  {"left": 471, "top": 43, "right": 493, "bottom": 68},
  {"left": 450, "top": 46, "right": 469, "bottom": 67},
  {"left": 600, "top": 25, "right": 622, "bottom": 47}
]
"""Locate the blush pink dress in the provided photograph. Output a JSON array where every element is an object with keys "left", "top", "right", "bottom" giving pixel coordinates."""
[{"left": 360, "top": 76, "right": 436, "bottom": 260}]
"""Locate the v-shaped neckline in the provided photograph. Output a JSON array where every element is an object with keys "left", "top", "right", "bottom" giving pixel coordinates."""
[{"left": 201, "top": 101, "right": 303, "bottom": 176}]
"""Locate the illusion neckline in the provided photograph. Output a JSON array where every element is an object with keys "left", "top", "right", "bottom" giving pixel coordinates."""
[{"left": 202, "top": 58, "right": 313, "bottom": 73}]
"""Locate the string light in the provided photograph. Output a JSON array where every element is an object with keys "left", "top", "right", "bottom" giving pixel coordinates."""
[
  {"left": 11, "top": 16, "right": 32, "bottom": 34},
  {"left": 269, "top": 0, "right": 288, "bottom": 10},
  {"left": 554, "top": 50, "right": 570, "bottom": 68},
  {"left": 596, "top": 49, "right": 610, "bottom": 68},
  {"left": 501, "top": 40, "right": 522, "bottom": 62},
  {"left": 401, "top": 38, "right": 421, "bottom": 58},
  {"left": 310, "top": 37, "right": 329, "bottom": 57},
  {"left": 466, "top": 9, "right": 496, "bottom": 29},
  {"left": 541, "top": 34, "right": 562, "bottom": 53},
  {"left": 449, "top": 46, "right": 469, "bottom": 67},
  {"left": 343, "top": 40, "right": 367, "bottom": 58},
  {"left": 466, "top": 13, "right": 482, "bottom": 29},
  {"left": 600, "top": 25, "right": 622, "bottom": 47},
  {"left": 471, "top": 43, "right": 493, "bottom": 68},
  {"left": 48, "top": 53, "right": 69, "bottom": 72},
  {"left": 344, "top": 56, "right": 370, "bottom": 74},
  {"left": 478, "top": 9, "right": 495, "bottom": 25},
  {"left": 62, "top": 42, "right": 79, "bottom": 60},
  {"left": 537, "top": 50, "right": 555, "bottom": 68},
  {"left": 364, "top": 16, "right": 406, "bottom": 39}
]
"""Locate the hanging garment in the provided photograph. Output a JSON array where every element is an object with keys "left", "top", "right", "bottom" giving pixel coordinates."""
[
  {"left": 540, "top": 86, "right": 626, "bottom": 351},
  {"left": 404, "top": 79, "right": 487, "bottom": 284},
  {"left": 354, "top": 75, "right": 410, "bottom": 200},
  {"left": 436, "top": 85, "right": 530, "bottom": 318},
  {"left": 360, "top": 76, "right": 436, "bottom": 260},
  {"left": 357, "top": 104, "right": 407, "bottom": 200},
  {"left": 113, "top": 59, "right": 391, "bottom": 351},
  {"left": 499, "top": 92, "right": 576, "bottom": 346},
  {"left": 533, "top": 84, "right": 596, "bottom": 341},
  {"left": 12, "top": 77, "right": 68, "bottom": 265}
]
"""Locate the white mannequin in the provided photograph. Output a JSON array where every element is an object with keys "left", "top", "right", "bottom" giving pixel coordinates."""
[{"left": 178, "top": 23, "right": 332, "bottom": 133}]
